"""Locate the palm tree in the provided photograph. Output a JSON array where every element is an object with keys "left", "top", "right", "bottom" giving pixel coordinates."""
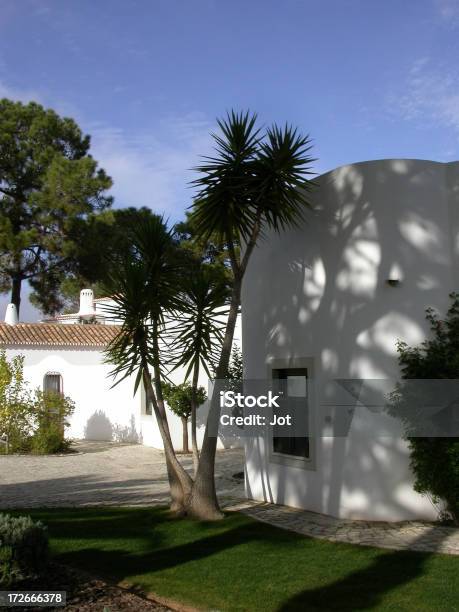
[
  {"left": 187, "top": 111, "right": 316, "bottom": 520},
  {"left": 170, "top": 262, "right": 230, "bottom": 472},
  {"left": 104, "top": 215, "right": 193, "bottom": 514}
]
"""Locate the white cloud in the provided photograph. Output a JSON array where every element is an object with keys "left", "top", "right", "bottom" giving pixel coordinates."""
[
  {"left": 88, "top": 113, "right": 213, "bottom": 219},
  {"left": 0, "top": 75, "right": 214, "bottom": 219},
  {"left": 0, "top": 80, "right": 43, "bottom": 104},
  {"left": 434, "top": 0, "right": 459, "bottom": 23},
  {"left": 388, "top": 58, "right": 459, "bottom": 134}
]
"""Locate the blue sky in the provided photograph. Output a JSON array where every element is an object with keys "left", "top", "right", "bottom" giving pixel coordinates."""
[{"left": 1, "top": 0, "right": 459, "bottom": 319}]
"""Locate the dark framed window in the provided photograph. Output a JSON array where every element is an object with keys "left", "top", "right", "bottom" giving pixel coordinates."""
[
  {"left": 272, "top": 368, "right": 309, "bottom": 459},
  {"left": 43, "top": 372, "right": 63, "bottom": 395}
]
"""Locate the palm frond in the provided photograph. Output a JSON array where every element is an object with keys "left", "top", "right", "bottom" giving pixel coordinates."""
[
  {"left": 167, "top": 263, "right": 229, "bottom": 381},
  {"left": 189, "top": 110, "right": 261, "bottom": 243},
  {"left": 102, "top": 214, "right": 181, "bottom": 391},
  {"left": 189, "top": 111, "right": 317, "bottom": 252}
]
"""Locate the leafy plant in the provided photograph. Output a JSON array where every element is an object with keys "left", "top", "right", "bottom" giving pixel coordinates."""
[
  {"left": 0, "top": 352, "right": 34, "bottom": 453},
  {"left": 393, "top": 293, "right": 459, "bottom": 524},
  {"left": 163, "top": 382, "right": 207, "bottom": 453},
  {"left": 227, "top": 345, "right": 243, "bottom": 391},
  {"left": 0, "top": 514, "right": 48, "bottom": 587},
  {"left": 0, "top": 351, "right": 75, "bottom": 454},
  {"left": 30, "top": 390, "right": 75, "bottom": 454}
]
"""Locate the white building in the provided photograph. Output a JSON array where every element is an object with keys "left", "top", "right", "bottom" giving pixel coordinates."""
[
  {"left": 0, "top": 289, "right": 242, "bottom": 451},
  {"left": 242, "top": 159, "right": 459, "bottom": 522}
]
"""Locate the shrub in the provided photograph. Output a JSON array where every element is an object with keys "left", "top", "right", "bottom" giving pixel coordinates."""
[
  {"left": 0, "top": 351, "right": 75, "bottom": 454},
  {"left": 0, "top": 352, "right": 34, "bottom": 453},
  {"left": 0, "top": 514, "right": 48, "bottom": 587},
  {"left": 394, "top": 293, "right": 459, "bottom": 524},
  {"left": 31, "top": 390, "right": 75, "bottom": 455}
]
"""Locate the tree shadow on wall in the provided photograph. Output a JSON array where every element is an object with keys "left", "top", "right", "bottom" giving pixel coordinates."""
[{"left": 84, "top": 411, "right": 141, "bottom": 443}]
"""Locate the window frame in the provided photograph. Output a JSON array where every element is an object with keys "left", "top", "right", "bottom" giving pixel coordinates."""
[
  {"left": 43, "top": 372, "right": 63, "bottom": 396},
  {"left": 267, "top": 357, "right": 316, "bottom": 470}
]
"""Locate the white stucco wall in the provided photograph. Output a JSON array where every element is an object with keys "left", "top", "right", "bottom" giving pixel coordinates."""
[
  {"left": 5, "top": 346, "right": 142, "bottom": 443},
  {"left": 5, "top": 344, "right": 241, "bottom": 451},
  {"left": 242, "top": 159, "right": 459, "bottom": 521}
]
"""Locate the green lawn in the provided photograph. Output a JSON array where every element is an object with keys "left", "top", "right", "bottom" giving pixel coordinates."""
[{"left": 19, "top": 507, "right": 459, "bottom": 611}]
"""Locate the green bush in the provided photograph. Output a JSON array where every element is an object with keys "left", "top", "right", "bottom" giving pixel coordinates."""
[
  {"left": 0, "top": 514, "right": 48, "bottom": 587},
  {"left": 394, "top": 293, "right": 459, "bottom": 524},
  {"left": 31, "top": 390, "right": 75, "bottom": 454},
  {"left": 0, "top": 353, "right": 34, "bottom": 453},
  {"left": 0, "top": 351, "right": 75, "bottom": 454}
]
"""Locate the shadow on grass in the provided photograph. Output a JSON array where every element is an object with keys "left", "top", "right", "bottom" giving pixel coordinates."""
[
  {"left": 23, "top": 508, "right": 456, "bottom": 612},
  {"left": 51, "top": 511, "right": 269, "bottom": 577},
  {"left": 277, "top": 524, "right": 458, "bottom": 611},
  {"left": 278, "top": 547, "right": 430, "bottom": 611}
]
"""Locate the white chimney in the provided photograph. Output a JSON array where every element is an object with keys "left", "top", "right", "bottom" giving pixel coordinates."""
[
  {"left": 78, "top": 289, "right": 95, "bottom": 320},
  {"left": 5, "top": 303, "right": 18, "bottom": 325}
]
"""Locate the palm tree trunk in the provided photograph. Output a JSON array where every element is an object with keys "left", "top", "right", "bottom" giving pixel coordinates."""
[
  {"left": 142, "top": 367, "right": 193, "bottom": 515},
  {"left": 190, "top": 358, "right": 200, "bottom": 475},
  {"left": 187, "top": 275, "right": 242, "bottom": 520},
  {"left": 186, "top": 220, "right": 261, "bottom": 520}
]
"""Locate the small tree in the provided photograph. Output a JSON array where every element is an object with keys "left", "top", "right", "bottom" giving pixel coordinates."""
[
  {"left": 394, "top": 293, "right": 459, "bottom": 524},
  {"left": 227, "top": 345, "right": 243, "bottom": 390},
  {"left": 163, "top": 382, "right": 207, "bottom": 453}
]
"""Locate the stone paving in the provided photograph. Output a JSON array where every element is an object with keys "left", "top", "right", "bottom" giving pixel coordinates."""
[
  {"left": 0, "top": 440, "right": 245, "bottom": 508},
  {"left": 1, "top": 441, "right": 458, "bottom": 556},
  {"left": 224, "top": 499, "right": 459, "bottom": 556}
]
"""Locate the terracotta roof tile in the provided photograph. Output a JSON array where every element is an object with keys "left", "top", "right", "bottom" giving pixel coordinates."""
[{"left": 0, "top": 323, "right": 120, "bottom": 348}]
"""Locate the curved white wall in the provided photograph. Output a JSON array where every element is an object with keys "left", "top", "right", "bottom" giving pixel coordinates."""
[{"left": 243, "top": 159, "right": 459, "bottom": 521}]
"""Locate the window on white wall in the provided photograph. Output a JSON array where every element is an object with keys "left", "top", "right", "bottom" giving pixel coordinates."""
[
  {"left": 43, "top": 372, "right": 63, "bottom": 395},
  {"left": 272, "top": 368, "right": 309, "bottom": 459}
]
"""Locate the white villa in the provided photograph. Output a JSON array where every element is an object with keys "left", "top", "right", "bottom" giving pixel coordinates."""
[
  {"left": 0, "top": 290, "right": 242, "bottom": 451},
  {"left": 1, "top": 157, "right": 456, "bottom": 523},
  {"left": 242, "top": 158, "right": 459, "bottom": 522}
]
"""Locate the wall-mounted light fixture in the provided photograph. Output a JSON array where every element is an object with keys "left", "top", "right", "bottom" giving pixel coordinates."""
[{"left": 386, "top": 263, "right": 403, "bottom": 287}]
